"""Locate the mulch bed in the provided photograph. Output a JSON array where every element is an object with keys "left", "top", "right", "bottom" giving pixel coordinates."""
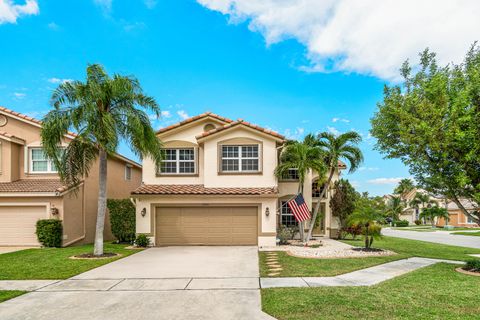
[
  {"left": 456, "top": 267, "right": 480, "bottom": 277},
  {"left": 70, "top": 252, "right": 121, "bottom": 260},
  {"left": 352, "top": 247, "right": 385, "bottom": 252}
]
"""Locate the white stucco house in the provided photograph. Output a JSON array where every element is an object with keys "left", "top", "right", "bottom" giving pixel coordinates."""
[{"left": 132, "top": 112, "right": 344, "bottom": 247}]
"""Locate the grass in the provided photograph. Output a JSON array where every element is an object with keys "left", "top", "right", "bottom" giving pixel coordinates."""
[
  {"left": 259, "top": 236, "right": 480, "bottom": 278},
  {"left": 0, "top": 291, "right": 25, "bottom": 303},
  {"left": 451, "top": 231, "right": 480, "bottom": 236},
  {"left": 262, "top": 263, "right": 480, "bottom": 320},
  {"left": 0, "top": 242, "right": 141, "bottom": 280}
]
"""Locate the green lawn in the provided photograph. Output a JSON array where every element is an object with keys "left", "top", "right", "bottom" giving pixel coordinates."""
[
  {"left": 0, "top": 291, "right": 25, "bottom": 303},
  {"left": 451, "top": 231, "right": 480, "bottom": 236},
  {"left": 259, "top": 236, "right": 480, "bottom": 278},
  {"left": 0, "top": 243, "right": 141, "bottom": 280},
  {"left": 262, "top": 263, "right": 480, "bottom": 320}
]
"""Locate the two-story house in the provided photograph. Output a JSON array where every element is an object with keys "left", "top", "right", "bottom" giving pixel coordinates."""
[
  {"left": 0, "top": 106, "right": 142, "bottom": 247},
  {"left": 132, "top": 112, "right": 344, "bottom": 247}
]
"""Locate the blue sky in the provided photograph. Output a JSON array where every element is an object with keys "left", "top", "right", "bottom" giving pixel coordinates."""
[{"left": 1, "top": 0, "right": 477, "bottom": 196}]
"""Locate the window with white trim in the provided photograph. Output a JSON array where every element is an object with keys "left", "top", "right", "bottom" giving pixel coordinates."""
[
  {"left": 281, "top": 200, "right": 297, "bottom": 227},
  {"left": 160, "top": 148, "right": 195, "bottom": 174},
  {"left": 221, "top": 145, "right": 259, "bottom": 172},
  {"left": 30, "top": 148, "right": 59, "bottom": 173},
  {"left": 125, "top": 165, "right": 132, "bottom": 180},
  {"left": 467, "top": 214, "right": 475, "bottom": 224},
  {"left": 281, "top": 168, "right": 299, "bottom": 180}
]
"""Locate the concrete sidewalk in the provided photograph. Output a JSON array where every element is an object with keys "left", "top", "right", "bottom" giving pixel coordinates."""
[{"left": 260, "top": 257, "right": 464, "bottom": 288}]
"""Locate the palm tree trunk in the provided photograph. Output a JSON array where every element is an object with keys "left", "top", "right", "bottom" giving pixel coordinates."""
[
  {"left": 305, "top": 167, "right": 335, "bottom": 242},
  {"left": 93, "top": 148, "right": 108, "bottom": 256}
]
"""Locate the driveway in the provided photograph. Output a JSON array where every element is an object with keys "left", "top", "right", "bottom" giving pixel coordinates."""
[
  {"left": 0, "top": 247, "right": 34, "bottom": 254},
  {"left": 0, "top": 246, "right": 275, "bottom": 320},
  {"left": 383, "top": 228, "right": 480, "bottom": 249}
]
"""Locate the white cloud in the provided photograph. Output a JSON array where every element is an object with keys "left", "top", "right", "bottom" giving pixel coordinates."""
[
  {"left": 13, "top": 92, "right": 26, "bottom": 98},
  {"left": 177, "top": 110, "right": 189, "bottom": 120},
  {"left": 0, "top": 0, "right": 39, "bottom": 25},
  {"left": 326, "top": 126, "right": 340, "bottom": 136},
  {"left": 161, "top": 110, "right": 171, "bottom": 118},
  {"left": 47, "top": 22, "right": 58, "bottom": 30},
  {"left": 144, "top": 0, "right": 157, "bottom": 9},
  {"left": 284, "top": 127, "right": 304, "bottom": 140},
  {"left": 197, "top": 0, "right": 480, "bottom": 81},
  {"left": 332, "top": 117, "right": 350, "bottom": 123},
  {"left": 93, "top": 0, "right": 112, "bottom": 13},
  {"left": 367, "top": 177, "right": 405, "bottom": 185},
  {"left": 122, "top": 21, "right": 146, "bottom": 32},
  {"left": 358, "top": 166, "right": 379, "bottom": 172},
  {"left": 48, "top": 77, "right": 72, "bottom": 84}
]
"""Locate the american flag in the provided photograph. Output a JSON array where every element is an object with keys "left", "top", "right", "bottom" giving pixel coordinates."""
[{"left": 287, "top": 193, "right": 311, "bottom": 222}]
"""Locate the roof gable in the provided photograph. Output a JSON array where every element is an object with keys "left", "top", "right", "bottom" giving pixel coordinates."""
[
  {"left": 196, "top": 120, "right": 285, "bottom": 142},
  {"left": 156, "top": 112, "right": 233, "bottom": 136}
]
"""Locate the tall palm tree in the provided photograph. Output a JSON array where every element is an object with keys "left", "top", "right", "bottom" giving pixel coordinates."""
[
  {"left": 394, "top": 178, "right": 415, "bottom": 201},
  {"left": 387, "top": 196, "right": 404, "bottom": 221},
  {"left": 409, "top": 192, "right": 433, "bottom": 221},
  {"left": 305, "top": 131, "right": 363, "bottom": 242},
  {"left": 275, "top": 135, "right": 326, "bottom": 241},
  {"left": 41, "top": 64, "right": 163, "bottom": 256}
]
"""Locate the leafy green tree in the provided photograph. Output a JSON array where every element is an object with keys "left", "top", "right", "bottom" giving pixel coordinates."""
[
  {"left": 41, "top": 64, "right": 163, "bottom": 256},
  {"left": 275, "top": 135, "right": 326, "bottom": 241},
  {"left": 348, "top": 206, "right": 383, "bottom": 249},
  {"left": 371, "top": 45, "right": 480, "bottom": 224},
  {"left": 305, "top": 131, "right": 363, "bottom": 242},
  {"left": 420, "top": 206, "right": 450, "bottom": 227},
  {"left": 330, "top": 179, "right": 358, "bottom": 239},
  {"left": 387, "top": 196, "right": 405, "bottom": 221}
]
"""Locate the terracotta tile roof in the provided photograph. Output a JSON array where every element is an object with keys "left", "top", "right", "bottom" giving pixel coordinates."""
[
  {"left": 0, "top": 131, "right": 25, "bottom": 143},
  {"left": 196, "top": 119, "right": 285, "bottom": 141},
  {"left": 0, "top": 179, "right": 71, "bottom": 193},
  {"left": 338, "top": 160, "right": 347, "bottom": 168},
  {"left": 132, "top": 184, "right": 278, "bottom": 195},
  {"left": 156, "top": 112, "right": 234, "bottom": 135}
]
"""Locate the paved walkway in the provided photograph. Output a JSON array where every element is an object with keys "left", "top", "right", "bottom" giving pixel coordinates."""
[
  {"left": 260, "top": 257, "right": 464, "bottom": 288},
  {"left": 383, "top": 228, "right": 480, "bottom": 249}
]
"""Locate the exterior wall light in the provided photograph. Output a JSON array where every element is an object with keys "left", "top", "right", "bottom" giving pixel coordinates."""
[
  {"left": 141, "top": 208, "right": 147, "bottom": 217},
  {"left": 50, "top": 206, "right": 59, "bottom": 216},
  {"left": 265, "top": 207, "right": 270, "bottom": 217}
]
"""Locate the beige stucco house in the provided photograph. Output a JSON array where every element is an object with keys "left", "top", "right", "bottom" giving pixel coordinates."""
[
  {"left": 0, "top": 106, "right": 142, "bottom": 247},
  {"left": 132, "top": 112, "right": 344, "bottom": 247}
]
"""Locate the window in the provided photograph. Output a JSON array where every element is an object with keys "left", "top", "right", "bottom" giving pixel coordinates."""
[
  {"left": 221, "top": 145, "right": 259, "bottom": 172},
  {"left": 312, "top": 181, "right": 327, "bottom": 198},
  {"left": 281, "top": 168, "right": 299, "bottom": 180},
  {"left": 125, "top": 165, "right": 132, "bottom": 181},
  {"left": 467, "top": 214, "right": 475, "bottom": 224},
  {"left": 281, "top": 200, "right": 298, "bottom": 227},
  {"left": 160, "top": 148, "right": 195, "bottom": 174},
  {"left": 30, "top": 148, "right": 58, "bottom": 173}
]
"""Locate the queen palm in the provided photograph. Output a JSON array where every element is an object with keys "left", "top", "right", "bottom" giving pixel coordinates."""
[
  {"left": 387, "top": 196, "right": 404, "bottom": 221},
  {"left": 409, "top": 192, "right": 434, "bottom": 222},
  {"left": 394, "top": 178, "right": 415, "bottom": 202},
  {"left": 41, "top": 64, "right": 163, "bottom": 256},
  {"left": 275, "top": 135, "right": 326, "bottom": 241},
  {"left": 305, "top": 131, "right": 363, "bottom": 242}
]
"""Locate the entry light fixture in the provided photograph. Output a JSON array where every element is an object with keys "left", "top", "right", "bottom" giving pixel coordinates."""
[
  {"left": 141, "top": 208, "right": 147, "bottom": 217},
  {"left": 50, "top": 206, "right": 59, "bottom": 216},
  {"left": 265, "top": 207, "right": 270, "bottom": 217}
]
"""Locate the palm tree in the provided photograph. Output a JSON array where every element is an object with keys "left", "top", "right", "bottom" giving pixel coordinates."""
[
  {"left": 41, "top": 64, "right": 163, "bottom": 256},
  {"left": 305, "top": 131, "right": 363, "bottom": 242},
  {"left": 409, "top": 192, "right": 433, "bottom": 222},
  {"left": 419, "top": 206, "right": 449, "bottom": 227},
  {"left": 394, "top": 178, "right": 415, "bottom": 201},
  {"left": 348, "top": 207, "right": 383, "bottom": 249},
  {"left": 387, "top": 196, "right": 405, "bottom": 221},
  {"left": 275, "top": 135, "right": 326, "bottom": 241}
]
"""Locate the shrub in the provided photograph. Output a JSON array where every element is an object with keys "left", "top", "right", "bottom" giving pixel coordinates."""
[
  {"left": 414, "top": 219, "right": 422, "bottom": 225},
  {"left": 36, "top": 219, "right": 63, "bottom": 247},
  {"left": 135, "top": 234, "right": 150, "bottom": 247},
  {"left": 395, "top": 220, "right": 409, "bottom": 227},
  {"left": 107, "top": 199, "right": 136, "bottom": 243},
  {"left": 343, "top": 224, "right": 362, "bottom": 240},
  {"left": 464, "top": 259, "right": 480, "bottom": 272},
  {"left": 277, "top": 225, "right": 298, "bottom": 245}
]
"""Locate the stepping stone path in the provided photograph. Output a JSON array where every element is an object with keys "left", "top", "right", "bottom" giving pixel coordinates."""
[{"left": 265, "top": 252, "right": 283, "bottom": 277}]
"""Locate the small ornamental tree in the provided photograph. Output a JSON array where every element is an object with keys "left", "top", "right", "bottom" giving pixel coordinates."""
[
  {"left": 349, "top": 204, "right": 383, "bottom": 249},
  {"left": 107, "top": 199, "right": 136, "bottom": 243},
  {"left": 330, "top": 179, "right": 357, "bottom": 239},
  {"left": 419, "top": 206, "right": 449, "bottom": 227}
]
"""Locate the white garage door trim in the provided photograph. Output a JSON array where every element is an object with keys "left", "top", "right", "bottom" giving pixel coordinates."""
[{"left": 0, "top": 202, "right": 50, "bottom": 246}]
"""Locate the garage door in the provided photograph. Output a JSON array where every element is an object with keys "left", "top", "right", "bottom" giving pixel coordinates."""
[
  {"left": 155, "top": 206, "right": 258, "bottom": 246},
  {"left": 0, "top": 206, "right": 45, "bottom": 246}
]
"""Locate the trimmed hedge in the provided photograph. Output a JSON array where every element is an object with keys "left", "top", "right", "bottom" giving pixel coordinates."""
[
  {"left": 107, "top": 199, "right": 136, "bottom": 243},
  {"left": 36, "top": 219, "right": 63, "bottom": 247},
  {"left": 395, "top": 220, "right": 409, "bottom": 227},
  {"left": 135, "top": 234, "right": 150, "bottom": 247}
]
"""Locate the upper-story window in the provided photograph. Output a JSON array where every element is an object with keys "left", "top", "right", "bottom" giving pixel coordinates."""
[
  {"left": 281, "top": 168, "right": 299, "bottom": 180},
  {"left": 312, "top": 181, "right": 327, "bottom": 199},
  {"left": 30, "top": 148, "right": 58, "bottom": 173},
  {"left": 160, "top": 148, "right": 195, "bottom": 174},
  {"left": 221, "top": 145, "right": 259, "bottom": 172},
  {"left": 125, "top": 165, "right": 132, "bottom": 181}
]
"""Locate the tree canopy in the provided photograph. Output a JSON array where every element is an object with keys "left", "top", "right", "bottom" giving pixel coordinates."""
[{"left": 370, "top": 45, "right": 480, "bottom": 223}]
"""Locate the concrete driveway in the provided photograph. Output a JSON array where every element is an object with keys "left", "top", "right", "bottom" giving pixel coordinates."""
[
  {"left": 383, "top": 228, "right": 480, "bottom": 249},
  {"left": 0, "top": 246, "right": 275, "bottom": 320},
  {"left": 0, "top": 247, "right": 35, "bottom": 254}
]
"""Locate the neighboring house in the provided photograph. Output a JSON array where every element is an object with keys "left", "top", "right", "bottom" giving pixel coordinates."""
[
  {"left": 437, "top": 199, "right": 479, "bottom": 228},
  {"left": 132, "top": 112, "right": 344, "bottom": 247},
  {"left": 0, "top": 106, "right": 142, "bottom": 247},
  {"left": 385, "top": 189, "right": 443, "bottom": 224}
]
